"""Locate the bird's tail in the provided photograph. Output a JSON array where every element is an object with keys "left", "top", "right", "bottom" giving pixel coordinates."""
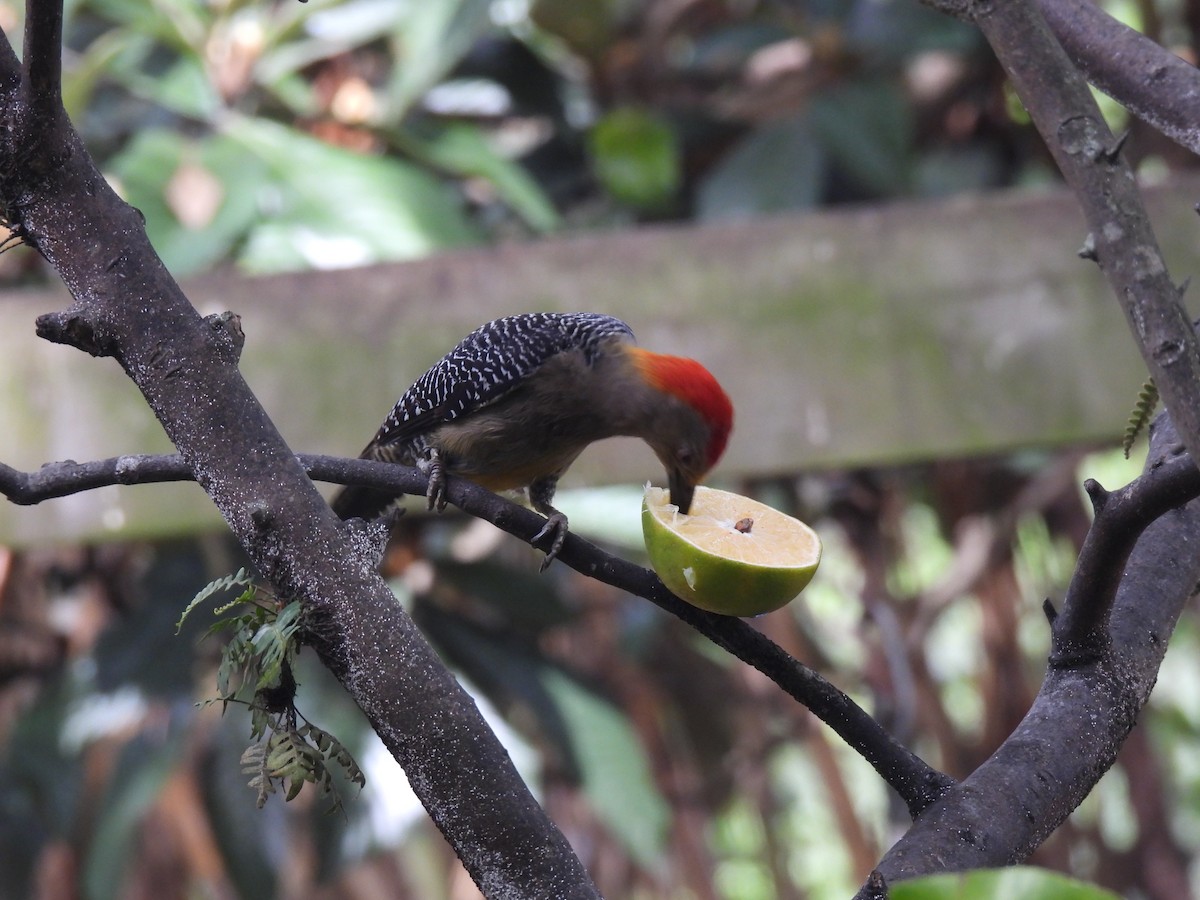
[
  {"left": 330, "top": 442, "right": 403, "bottom": 520},
  {"left": 330, "top": 483, "right": 398, "bottom": 520}
]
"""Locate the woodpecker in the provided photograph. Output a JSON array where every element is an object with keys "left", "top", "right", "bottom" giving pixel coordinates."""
[{"left": 331, "top": 312, "right": 733, "bottom": 568}]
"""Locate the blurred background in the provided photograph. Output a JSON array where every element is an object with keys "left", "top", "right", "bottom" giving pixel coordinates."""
[{"left": 2, "top": 0, "right": 1200, "bottom": 897}]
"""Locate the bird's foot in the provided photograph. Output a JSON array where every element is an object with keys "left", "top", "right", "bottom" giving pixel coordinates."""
[
  {"left": 418, "top": 452, "right": 448, "bottom": 512},
  {"left": 532, "top": 512, "right": 569, "bottom": 572}
]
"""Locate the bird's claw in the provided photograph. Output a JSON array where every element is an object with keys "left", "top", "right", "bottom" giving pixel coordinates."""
[
  {"left": 533, "top": 512, "right": 569, "bottom": 572},
  {"left": 426, "top": 476, "right": 448, "bottom": 512},
  {"left": 420, "top": 454, "right": 448, "bottom": 512}
]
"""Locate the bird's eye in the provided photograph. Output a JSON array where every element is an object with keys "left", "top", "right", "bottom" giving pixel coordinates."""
[{"left": 677, "top": 447, "right": 695, "bottom": 465}]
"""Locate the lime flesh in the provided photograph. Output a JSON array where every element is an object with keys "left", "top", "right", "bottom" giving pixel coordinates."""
[{"left": 642, "top": 486, "right": 821, "bottom": 616}]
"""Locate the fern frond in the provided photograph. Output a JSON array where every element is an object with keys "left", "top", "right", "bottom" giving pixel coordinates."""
[{"left": 177, "top": 568, "right": 254, "bottom": 632}]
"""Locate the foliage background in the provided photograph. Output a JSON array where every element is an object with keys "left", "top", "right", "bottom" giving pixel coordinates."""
[{"left": 1, "top": 0, "right": 1198, "bottom": 897}]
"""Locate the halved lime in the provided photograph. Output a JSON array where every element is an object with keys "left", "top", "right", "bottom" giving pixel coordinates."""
[{"left": 642, "top": 485, "right": 821, "bottom": 616}]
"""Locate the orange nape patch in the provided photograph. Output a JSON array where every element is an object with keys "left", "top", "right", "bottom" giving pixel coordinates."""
[{"left": 626, "top": 347, "right": 733, "bottom": 469}]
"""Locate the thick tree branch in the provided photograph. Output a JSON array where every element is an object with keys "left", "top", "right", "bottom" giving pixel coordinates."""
[
  {"left": 1001, "top": 5, "right": 1200, "bottom": 459},
  {"left": 0, "top": 451, "right": 956, "bottom": 817},
  {"left": 859, "top": 414, "right": 1200, "bottom": 894},
  {"left": 949, "top": 0, "right": 1200, "bottom": 671},
  {"left": 1038, "top": 0, "right": 1200, "bottom": 157},
  {"left": 0, "top": 9, "right": 598, "bottom": 897}
]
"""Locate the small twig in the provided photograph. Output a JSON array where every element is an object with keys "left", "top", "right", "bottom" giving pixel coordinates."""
[
  {"left": 1050, "top": 428, "right": 1200, "bottom": 664},
  {"left": 22, "top": 0, "right": 63, "bottom": 110},
  {"left": 0, "top": 227, "right": 27, "bottom": 254},
  {"left": 0, "top": 454, "right": 195, "bottom": 503},
  {"left": 1, "top": 450, "right": 955, "bottom": 815},
  {"left": 0, "top": 25, "right": 19, "bottom": 83}
]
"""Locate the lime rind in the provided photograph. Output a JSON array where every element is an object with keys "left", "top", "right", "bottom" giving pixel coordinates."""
[{"left": 642, "top": 486, "right": 821, "bottom": 616}]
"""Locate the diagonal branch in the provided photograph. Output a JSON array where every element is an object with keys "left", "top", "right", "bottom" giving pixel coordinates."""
[
  {"left": 940, "top": 0, "right": 1200, "bottom": 666},
  {"left": 0, "top": 8, "right": 599, "bottom": 896},
  {"left": 1037, "top": 0, "right": 1200, "bottom": 157},
  {"left": 860, "top": 0, "right": 1200, "bottom": 889},
  {"left": 937, "top": 0, "right": 1200, "bottom": 159},
  {"left": 1, "top": 451, "right": 956, "bottom": 817},
  {"left": 920, "top": 1, "right": 1200, "bottom": 469}
]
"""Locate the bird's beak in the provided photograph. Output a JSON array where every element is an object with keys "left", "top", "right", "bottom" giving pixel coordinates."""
[{"left": 669, "top": 468, "right": 695, "bottom": 515}]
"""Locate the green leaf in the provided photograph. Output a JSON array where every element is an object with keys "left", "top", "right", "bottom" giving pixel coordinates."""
[
  {"left": 890, "top": 868, "right": 1122, "bottom": 900},
  {"left": 85, "top": 0, "right": 211, "bottom": 55},
  {"left": 121, "top": 55, "right": 220, "bottom": 121},
  {"left": 62, "top": 27, "right": 148, "bottom": 121},
  {"left": 257, "top": 0, "right": 401, "bottom": 85},
  {"left": 217, "top": 632, "right": 255, "bottom": 698},
  {"left": 212, "top": 588, "right": 261, "bottom": 618},
  {"left": 249, "top": 705, "right": 273, "bottom": 742},
  {"left": 83, "top": 735, "right": 182, "bottom": 900},
  {"left": 115, "top": 116, "right": 484, "bottom": 274},
  {"left": 395, "top": 122, "right": 560, "bottom": 232},
  {"left": 383, "top": 0, "right": 494, "bottom": 119},
  {"left": 529, "top": 0, "right": 620, "bottom": 57},
  {"left": 809, "top": 78, "right": 913, "bottom": 197},
  {"left": 266, "top": 731, "right": 305, "bottom": 779},
  {"left": 224, "top": 117, "right": 480, "bottom": 272},
  {"left": 697, "top": 117, "right": 826, "bottom": 221},
  {"left": 589, "top": 108, "right": 681, "bottom": 210},
  {"left": 108, "top": 129, "right": 267, "bottom": 276},
  {"left": 541, "top": 668, "right": 670, "bottom": 868},
  {"left": 250, "top": 601, "right": 303, "bottom": 690},
  {"left": 89, "top": 21, "right": 219, "bottom": 122},
  {"left": 240, "top": 742, "right": 266, "bottom": 774}
]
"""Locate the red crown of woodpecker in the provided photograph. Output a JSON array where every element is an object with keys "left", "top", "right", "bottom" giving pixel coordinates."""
[{"left": 628, "top": 347, "right": 733, "bottom": 471}]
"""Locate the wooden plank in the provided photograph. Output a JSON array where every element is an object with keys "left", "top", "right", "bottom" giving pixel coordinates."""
[{"left": 4, "top": 176, "right": 1196, "bottom": 544}]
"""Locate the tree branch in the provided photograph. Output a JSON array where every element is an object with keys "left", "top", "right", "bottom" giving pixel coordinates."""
[
  {"left": 1037, "top": 0, "right": 1200, "bottom": 157},
  {"left": 862, "top": 0, "right": 1200, "bottom": 886},
  {"left": 22, "top": 0, "right": 62, "bottom": 110},
  {"left": 920, "top": 1, "right": 1200, "bottom": 468},
  {"left": 1, "top": 451, "right": 956, "bottom": 817},
  {"left": 932, "top": 0, "right": 1200, "bottom": 158},
  {"left": 0, "top": 8, "right": 598, "bottom": 896},
  {"left": 944, "top": 0, "right": 1200, "bottom": 672},
  {"left": 858, "top": 413, "right": 1200, "bottom": 893},
  {"left": 0, "top": 26, "right": 18, "bottom": 93},
  {"left": 0, "top": 454, "right": 198, "bottom": 503},
  {"left": 1017, "top": 9, "right": 1199, "bottom": 455},
  {"left": 1050, "top": 437, "right": 1199, "bottom": 663}
]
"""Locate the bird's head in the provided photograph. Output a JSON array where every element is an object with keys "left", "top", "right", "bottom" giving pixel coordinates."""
[{"left": 627, "top": 347, "right": 733, "bottom": 514}]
